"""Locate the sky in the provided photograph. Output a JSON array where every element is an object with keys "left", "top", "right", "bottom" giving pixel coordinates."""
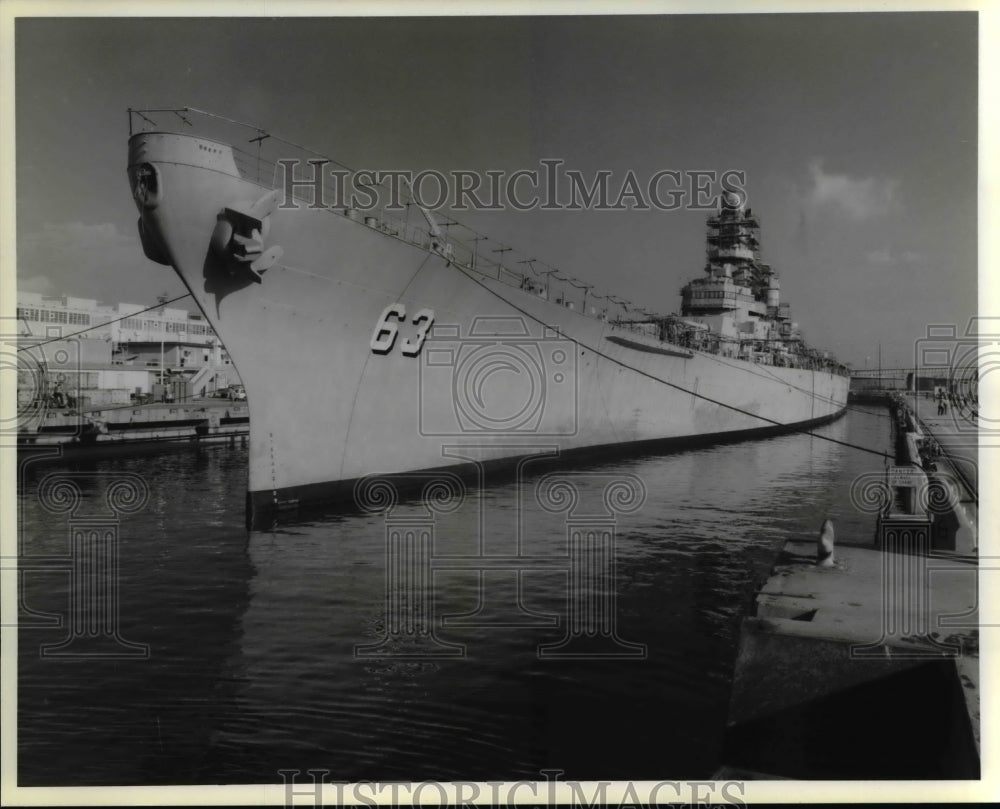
[{"left": 13, "top": 11, "right": 978, "bottom": 371}]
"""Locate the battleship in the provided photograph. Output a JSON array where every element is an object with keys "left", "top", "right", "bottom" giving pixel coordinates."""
[{"left": 126, "top": 108, "right": 849, "bottom": 524}]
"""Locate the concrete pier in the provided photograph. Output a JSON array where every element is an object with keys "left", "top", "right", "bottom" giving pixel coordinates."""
[
  {"left": 18, "top": 399, "right": 250, "bottom": 452},
  {"left": 718, "top": 395, "right": 980, "bottom": 779},
  {"left": 720, "top": 538, "right": 979, "bottom": 779}
]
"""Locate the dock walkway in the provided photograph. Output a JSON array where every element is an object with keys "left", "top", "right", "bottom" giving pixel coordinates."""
[
  {"left": 909, "top": 392, "right": 978, "bottom": 553},
  {"left": 910, "top": 392, "right": 978, "bottom": 493}
]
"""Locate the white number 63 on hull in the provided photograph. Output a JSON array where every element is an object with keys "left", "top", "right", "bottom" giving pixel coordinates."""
[{"left": 370, "top": 303, "right": 435, "bottom": 357}]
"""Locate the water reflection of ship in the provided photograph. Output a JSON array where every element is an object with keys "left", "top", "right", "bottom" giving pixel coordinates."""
[{"left": 244, "top": 459, "right": 649, "bottom": 660}]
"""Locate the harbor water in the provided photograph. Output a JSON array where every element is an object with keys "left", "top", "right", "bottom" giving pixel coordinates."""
[{"left": 18, "top": 405, "right": 891, "bottom": 785}]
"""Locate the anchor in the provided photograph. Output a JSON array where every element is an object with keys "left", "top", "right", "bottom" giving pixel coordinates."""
[{"left": 210, "top": 189, "right": 284, "bottom": 283}]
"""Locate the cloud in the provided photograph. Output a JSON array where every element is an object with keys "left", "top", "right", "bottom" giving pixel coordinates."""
[
  {"left": 866, "top": 247, "right": 923, "bottom": 266},
  {"left": 18, "top": 274, "right": 55, "bottom": 294},
  {"left": 806, "top": 160, "right": 898, "bottom": 219}
]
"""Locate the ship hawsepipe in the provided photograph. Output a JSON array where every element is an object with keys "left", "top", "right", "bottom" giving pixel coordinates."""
[{"left": 126, "top": 108, "right": 849, "bottom": 526}]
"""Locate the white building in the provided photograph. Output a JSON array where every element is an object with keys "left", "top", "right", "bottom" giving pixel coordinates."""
[
  {"left": 16, "top": 292, "right": 243, "bottom": 404},
  {"left": 17, "top": 291, "right": 217, "bottom": 344}
]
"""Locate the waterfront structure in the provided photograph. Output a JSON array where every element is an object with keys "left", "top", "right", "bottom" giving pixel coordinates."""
[
  {"left": 16, "top": 291, "right": 242, "bottom": 404},
  {"left": 126, "top": 108, "right": 849, "bottom": 522}
]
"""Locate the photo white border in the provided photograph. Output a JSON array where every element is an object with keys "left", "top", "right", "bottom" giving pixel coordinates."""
[{"left": 1, "top": 0, "right": 994, "bottom": 805}]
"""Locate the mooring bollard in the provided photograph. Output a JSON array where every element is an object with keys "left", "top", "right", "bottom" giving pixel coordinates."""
[{"left": 817, "top": 518, "right": 835, "bottom": 567}]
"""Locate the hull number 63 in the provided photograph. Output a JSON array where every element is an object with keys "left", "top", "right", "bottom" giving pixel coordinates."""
[{"left": 369, "top": 303, "right": 435, "bottom": 357}]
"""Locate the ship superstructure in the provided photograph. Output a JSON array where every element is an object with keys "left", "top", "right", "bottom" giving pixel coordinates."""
[{"left": 679, "top": 193, "right": 804, "bottom": 365}]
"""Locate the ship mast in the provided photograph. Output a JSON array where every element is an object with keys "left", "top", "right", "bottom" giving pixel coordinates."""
[
  {"left": 705, "top": 192, "right": 771, "bottom": 298},
  {"left": 679, "top": 193, "right": 797, "bottom": 359}
]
